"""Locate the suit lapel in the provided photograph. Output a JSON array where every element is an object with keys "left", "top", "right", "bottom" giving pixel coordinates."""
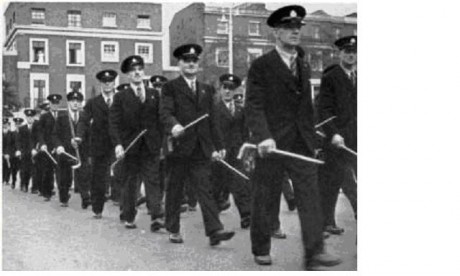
[
  {"left": 219, "top": 100, "right": 233, "bottom": 119},
  {"left": 268, "top": 50, "right": 301, "bottom": 94},
  {"left": 95, "top": 94, "right": 109, "bottom": 113},
  {"left": 177, "top": 77, "right": 196, "bottom": 103}
]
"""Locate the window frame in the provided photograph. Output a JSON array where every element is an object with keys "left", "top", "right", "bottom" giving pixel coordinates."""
[
  {"left": 29, "top": 73, "right": 49, "bottom": 108},
  {"left": 67, "top": 10, "right": 82, "bottom": 28},
  {"left": 66, "top": 40, "right": 85, "bottom": 67},
  {"left": 101, "top": 41, "right": 119, "bottom": 63},
  {"left": 66, "top": 74, "right": 86, "bottom": 95},
  {"left": 136, "top": 15, "right": 151, "bottom": 29},
  {"left": 102, "top": 12, "right": 117, "bottom": 27},
  {"left": 215, "top": 47, "right": 229, "bottom": 68},
  {"left": 248, "top": 21, "right": 261, "bottom": 36},
  {"left": 135, "top": 42, "right": 153, "bottom": 64},
  {"left": 29, "top": 38, "right": 49, "bottom": 65},
  {"left": 31, "top": 8, "right": 46, "bottom": 24}
]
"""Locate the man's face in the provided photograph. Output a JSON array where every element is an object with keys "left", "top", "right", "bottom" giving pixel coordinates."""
[
  {"left": 26, "top": 116, "right": 34, "bottom": 125},
  {"left": 219, "top": 84, "right": 236, "bottom": 102},
  {"left": 101, "top": 80, "right": 115, "bottom": 93},
  {"left": 50, "top": 103, "right": 59, "bottom": 111},
  {"left": 128, "top": 65, "right": 145, "bottom": 84},
  {"left": 275, "top": 25, "right": 302, "bottom": 47},
  {"left": 178, "top": 56, "right": 199, "bottom": 76},
  {"left": 3, "top": 124, "right": 9, "bottom": 133},
  {"left": 339, "top": 48, "right": 357, "bottom": 66},
  {"left": 68, "top": 100, "right": 81, "bottom": 111}
]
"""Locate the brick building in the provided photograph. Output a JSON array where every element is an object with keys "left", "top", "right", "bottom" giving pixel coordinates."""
[
  {"left": 169, "top": 3, "right": 357, "bottom": 91},
  {"left": 3, "top": 2, "right": 164, "bottom": 108}
]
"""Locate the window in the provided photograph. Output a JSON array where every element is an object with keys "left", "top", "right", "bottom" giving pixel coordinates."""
[
  {"left": 313, "top": 26, "right": 320, "bottom": 39},
  {"left": 247, "top": 48, "right": 262, "bottom": 66},
  {"left": 66, "top": 74, "right": 85, "bottom": 95},
  {"left": 248, "top": 21, "right": 261, "bottom": 36},
  {"left": 333, "top": 27, "right": 341, "bottom": 39},
  {"left": 101, "top": 41, "right": 119, "bottom": 62},
  {"left": 217, "top": 18, "right": 228, "bottom": 34},
  {"left": 310, "top": 51, "right": 323, "bottom": 72},
  {"left": 66, "top": 40, "right": 85, "bottom": 66},
  {"left": 30, "top": 38, "right": 48, "bottom": 65},
  {"left": 102, "top": 12, "right": 117, "bottom": 27},
  {"left": 137, "top": 15, "right": 151, "bottom": 29},
  {"left": 216, "top": 48, "right": 229, "bottom": 67},
  {"left": 135, "top": 43, "right": 153, "bottom": 63},
  {"left": 68, "top": 10, "right": 81, "bottom": 27},
  {"left": 30, "top": 73, "right": 49, "bottom": 108},
  {"left": 31, "top": 8, "right": 45, "bottom": 24}
]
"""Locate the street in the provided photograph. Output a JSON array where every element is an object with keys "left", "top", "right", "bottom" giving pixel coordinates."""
[{"left": 2, "top": 185, "right": 356, "bottom": 270}]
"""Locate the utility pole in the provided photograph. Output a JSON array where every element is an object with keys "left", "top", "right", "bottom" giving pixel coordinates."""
[{"left": 228, "top": 5, "right": 233, "bottom": 74}]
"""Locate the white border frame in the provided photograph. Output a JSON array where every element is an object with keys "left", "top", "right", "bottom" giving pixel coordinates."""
[
  {"left": 135, "top": 42, "right": 153, "bottom": 64},
  {"left": 29, "top": 73, "right": 49, "bottom": 108},
  {"left": 66, "top": 40, "right": 85, "bottom": 66},
  {"left": 101, "top": 41, "right": 119, "bottom": 63},
  {"left": 29, "top": 38, "right": 49, "bottom": 65},
  {"left": 66, "top": 74, "right": 86, "bottom": 95},
  {"left": 248, "top": 21, "right": 261, "bottom": 36}
]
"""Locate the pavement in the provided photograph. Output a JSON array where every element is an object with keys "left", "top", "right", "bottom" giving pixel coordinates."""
[{"left": 2, "top": 184, "right": 356, "bottom": 270}]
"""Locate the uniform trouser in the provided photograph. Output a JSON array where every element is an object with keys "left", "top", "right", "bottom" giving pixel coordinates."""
[
  {"left": 318, "top": 149, "right": 357, "bottom": 227},
  {"left": 10, "top": 157, "right": 20, "bottom": 187},
  {"left": 270, "top": 172, "right": 295, "bottom": 231},
  {"left": 91, "top": 154, "right": 111, "bottom": 214},
  {"left": 40, "top": 153, "right": 56, "bottom": 198},
  {"left": 76, "top": 159, "right": 91, "bottom": 204},
  {"left": 165, "top": 153, "right": 223, "bottom": 236},
  {"left": 120, "top": 144, "right": 162, "bottom": 223},
  {"left": 3, "top": 157, "right": 11, "bottom": 183},
  {"left": 56, "top": 156, "right": 73, "bottom": 203},
  {"left": 31, "top": 155, "right": 40, "bottom": 192},
  {"left": 109, "top": 154, "right": 121, "bottom": 202},
  {"left": 211, "top": 152, "right": 251, "bottom": 219},
  {"left": 33, "top": 154, "right": 44, "bottom": 194},
  {"left": 20, "top": 155, "right": 33, "bottom": 191},
  {"left": 250, "top": 140, "right": 324, "bottom": 259}
]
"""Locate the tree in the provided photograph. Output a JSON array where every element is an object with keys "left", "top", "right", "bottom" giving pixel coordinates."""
[{"left": 2, "top": 79, "right": 21, "bottom": 110}]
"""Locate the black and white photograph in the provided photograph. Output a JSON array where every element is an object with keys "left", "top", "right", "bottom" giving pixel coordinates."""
[{"left": 2, "top": 0, "right": 358, "bottom": 271}]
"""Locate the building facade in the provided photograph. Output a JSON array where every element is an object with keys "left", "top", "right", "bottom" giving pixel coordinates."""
[
  {"left": 3, "top": 2, "right": 164, "bottom": 108},
  {"left": 169, "top": 3, "right": 357, "bottom": 92}
]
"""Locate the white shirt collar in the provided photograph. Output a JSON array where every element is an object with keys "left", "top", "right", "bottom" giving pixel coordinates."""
[
  {"left": 130, "top": 82, "right": 145, "bottom": 94},
  {"left": 340, "top": 63, "right": 357, "bottom": 77},
  {"left": 276, "top": 45, "right": 298, "bottom": 68},
  {"left": 182, "top": 76, "right": 197, "bottom": 88},
  {"left": 101, "top": 89, "right": 114, "bottom": 102}
]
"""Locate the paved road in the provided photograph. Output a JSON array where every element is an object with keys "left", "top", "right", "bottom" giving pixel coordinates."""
[{"left": 2, "top": 185, "right": 356, "bottom": 270}]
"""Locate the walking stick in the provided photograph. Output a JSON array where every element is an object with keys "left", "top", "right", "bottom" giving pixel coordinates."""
[
  {"left": 110, "top": 129, "right": 147, "bottom": 175},
  {"left": 167, "top": 114, "right": 209, "bottom": 152},
  {"left": 238, "top": 143, "right": 324, "bottom": 165},
  {"left": 42, "top": 148, "right": 58, "bottom": 165},
  {"left": 218, "top": 159, "right": 250, "bottom": 181},
  {"left": 339, "top": 144, "right": 357, "bottom": 157},
  {"left": 315, "top": 116, "right": 337, "bottom": 129},
  {"left": 68, "top": 111, "right": 81, "bottom": 169}
]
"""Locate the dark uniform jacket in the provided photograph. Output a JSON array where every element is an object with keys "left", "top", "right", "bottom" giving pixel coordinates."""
[
  {"left": 77, "top": 94, "right": 113, "bottom": 158},
  {"left": 16, "top": 125, "right": 34, "bottom": 156},
  {"left": 245, "top": 48, "right": 317, "bottom": 154},
  {"left": 160, "top": 76, "right": 223, "bottom": 158},
  {"left": 53, "top": 111, "right": 89, "bottom": 158},
  {"left": 215, "top": 100, "right": 248, "bottom": 151},
  {"left": 109, "top": 86, "right": 163, "bottom": 157},
  {"left": 317, "top": 65, "right": 357, "bottom": 151},
  {"left": 3, "top": 131, "right": 16, "bottom": 156},
  {"left": 38, "top": 112, "right": 57, "bottom": 149}
]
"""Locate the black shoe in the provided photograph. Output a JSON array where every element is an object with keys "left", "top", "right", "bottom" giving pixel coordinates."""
[
  {"left": 31, "top": 190, "right": 38, "bottom": 194},
  {"left": 124, "top": 222, "right": 137, "bottom": 229},
  {"left": 306, "top": 252, "right": 342, "bottom": 270},
  {"left": 254, "top": 255, "right": 272, "bottom": 265},
  {"left": 180, "top": 204, "right": 188, "bottom": 213},
  {"left": 150, "top": 218, "right": 165, "bottom": 232},
  {"left": 81, "top": 201, "right": 90, "bottom": 209},
  {"left": 218, "top": 200, "right": 231, "bottom": 212},
  {"left": 287, "top": 199, "right": 296, "bottom": 211},
  {"left": 93, "top": 213, "right": 102, "bottom": 219},
  {"left": 323, "top": 231, "right": 331, "bottom": 239},
  {"left": 240, "top": 216, "right": 251, "bottom": 229},
  {"left": 209, "top": 230, "right": 235, "bottom": 246},
  {"left": 271, "top": 228, "right": 287, "bottom": 239},
  {"left": 324, "top": 225, "right": 345, "bottom": 235},
  {"left": 44, "top": 197, "right": 51, "bottom": 202},
  {"left": 169, "top": 233, "right": 184, "bottom": 243},
  {"left": 60, "top": 202, "right": 69, "bottom": 207}
]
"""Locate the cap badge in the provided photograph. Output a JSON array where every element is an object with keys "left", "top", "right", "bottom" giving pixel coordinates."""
[
  {"left": 351, "top": 38, "right": 356, "bottom": 44},
  {"left": 229, "top": 76, "right": 233, "bottom": 81},
  {"left": 290, "top": 10, "right": 297, "bottom": 17},
  {"left": 190, "top": 47, "right": 196, "bottom": 54},
  {"left": 105, "top": 72, "right": 109, "bottom": 76}
]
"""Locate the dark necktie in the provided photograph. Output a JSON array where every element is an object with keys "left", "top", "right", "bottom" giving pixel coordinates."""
[
  {"left": 290, "top": 56, "right": 297, "bottom": 77},
  {"left": 190, "top": 81, "right": 196, "bottom": 95},
  {"left": 106, "top": 97, "right": 112, "bottom": 108},
  {"left": 350, "top": 71, "right": 357, "bottom": 86},
  {"left": 137, "top": 87, "right": 145, "bottom": 103}
]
